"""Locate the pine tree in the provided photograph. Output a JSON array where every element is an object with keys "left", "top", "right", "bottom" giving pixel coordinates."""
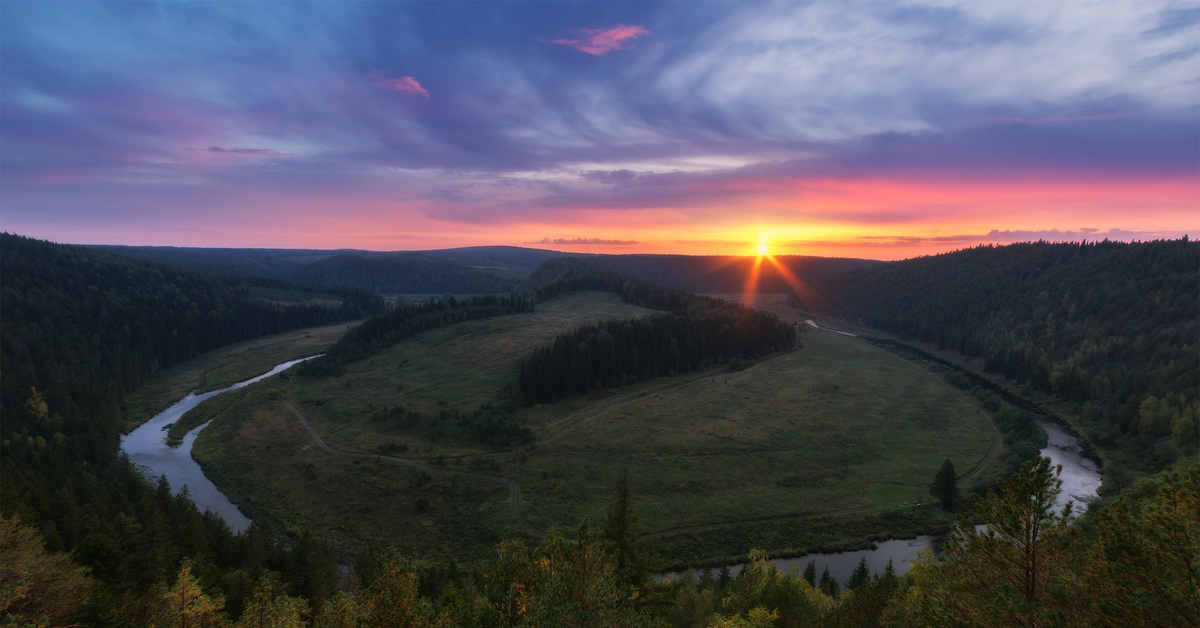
[
  {"left": 602, "top": 467, "right": 646, "bottom": 587},
  {"left": 846, "top": 557, "right": 870, "bottom": 590},
  {"left": 818, "top": 566, "right": 838, "bottom": 597},
  {"left": 931, "top": 458, "right": 959, "bottom": 509},
  {"left": 802, "top": 560, "right": 817, "bottom": 587}
]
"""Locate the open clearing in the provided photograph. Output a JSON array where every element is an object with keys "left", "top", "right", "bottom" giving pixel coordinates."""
[{"left": 173, "top": 290, "right": 994, "bottom": 562}]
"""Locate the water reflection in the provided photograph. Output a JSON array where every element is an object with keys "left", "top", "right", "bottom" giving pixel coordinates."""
[{"left": 119, "top": 357, "right": 317, "bottom": 534}]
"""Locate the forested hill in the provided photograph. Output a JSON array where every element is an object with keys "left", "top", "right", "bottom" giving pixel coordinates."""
[
  {"left": 800, "top": 239, "right": 1199, "bottom": 470},
  {"left": 91, "top": 244, "right": 560, "bottom": 293},
  {"left": 0, "top": 233, "right": 382, "bottom": 618},
  {"left": 563, "top": 253, "right": 882, "bottom": 294}
]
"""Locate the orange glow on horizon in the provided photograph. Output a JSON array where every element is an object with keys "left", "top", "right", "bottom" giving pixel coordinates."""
[{"left": 14, "top": 173, "right": 1193, "bottom": 262}]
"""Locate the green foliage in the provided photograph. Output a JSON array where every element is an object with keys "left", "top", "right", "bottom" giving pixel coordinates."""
[
  {"left": 603, "top": 468, "right": 649, "bottom": 588},
  {"left": 891, "top": 457, "right": 1081, "bottom": 626},
  {"left": 930, "top": 459, "right": 958, "bottom": 510},
  {"left": 719, "top": 551, "right": 833, "bottom": 627},
  {"left": 1082, "top": 458, "right": 1200, "bottom": 626}
]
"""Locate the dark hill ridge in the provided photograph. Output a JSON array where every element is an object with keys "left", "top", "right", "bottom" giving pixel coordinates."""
[
  {"left": 89, "top": 244, "right": 582, "bottom": 294},
  {"left": 90, "top": 245, "right": 880, "bottom": 297}
]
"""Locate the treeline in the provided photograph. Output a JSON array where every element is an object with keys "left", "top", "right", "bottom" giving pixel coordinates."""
[
  {"left": 517, "top": 262, "right": 798, "bottom": 404},
  {"left": 800, "top": 239, "right": 1199, "bottom": 471},
  {"left": 0, "top": 233, "right": 373, "bottom": 620},
  {"left": 519, "top": 305, "right": 797, "bottom": 404},
  {"left": 300, "top": 294, "right": 534, "bottom": 376},
  {"left": 10, "top": 458, "right": 1195, "bottom": 626}
]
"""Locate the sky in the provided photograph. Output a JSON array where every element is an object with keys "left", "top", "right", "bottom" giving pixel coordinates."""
[{"left": 2, "top": 1, "right": 1197, "bottom": 261}]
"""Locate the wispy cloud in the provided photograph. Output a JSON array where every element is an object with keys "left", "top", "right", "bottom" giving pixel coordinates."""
[
  {"left": 543, "top": 24, "right": 649, "bottom": 55},
  {"left": 532, "top": 237, "right": 640, "bottom": 246},
  {"left": 368, "top": 70, "right": 429, "bottom": 98},
  {"left": 186, "top": 146, "right": 303, "bottom": 157}
]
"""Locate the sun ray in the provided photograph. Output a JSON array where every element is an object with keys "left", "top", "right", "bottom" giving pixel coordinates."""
[
  {"left": 765, "top": 254, "right": 823, "bottom": 309},
  {"left": 742, "top": 254, "right": 765, "bottom": 304}
]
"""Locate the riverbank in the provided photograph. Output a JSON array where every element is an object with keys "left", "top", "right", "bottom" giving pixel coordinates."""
[{"left": 119, "top": 357, "right": 320, "bottom": 534}]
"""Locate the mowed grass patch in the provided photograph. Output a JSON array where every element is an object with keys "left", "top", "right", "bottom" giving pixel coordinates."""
[
  {"left": 507, "top": 329, "right": 994, "bottom": 534},
  {"left": 123, "top": 322, "right": 354, "bottom": 431},
  {"left": 286, "top": 291, "right": 660, "bottom": 457},
  {"left": 192, "top": 384, "right": 520, "bottom": 562}
]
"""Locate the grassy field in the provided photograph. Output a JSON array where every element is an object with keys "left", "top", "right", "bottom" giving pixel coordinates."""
[
  {"left": 508, "top": 327, "right": 993, "bottom": 533},
  {"left": 166, "top": 290, "right": 995, "bottom": 564}
]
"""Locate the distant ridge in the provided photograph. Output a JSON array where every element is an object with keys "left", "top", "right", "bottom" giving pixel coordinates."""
[
  {"left": 564, "top": 254, "right": 883, "bottom": 294},
  {"left": 90, "top": 244, "right": 879, "bottom": 295},
  {"left": 88, "top": 244, "right": 581, "bottom": 294}
]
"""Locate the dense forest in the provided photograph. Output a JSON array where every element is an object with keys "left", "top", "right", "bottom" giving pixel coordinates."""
[
  {"left": 91, "top": 246, "right": 525, "bottom": 295},
  {"left": 0, "top": 234, "right": 381, "bottom": 621},
  {"left": 797, "top": 239, "right": 1199, "bottom": 474},
  {"left": 92, "top": 245, "right": 561, "bottom": 295}
]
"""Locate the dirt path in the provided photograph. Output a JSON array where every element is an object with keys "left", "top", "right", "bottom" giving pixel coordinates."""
[{"left": 282, "top": 400, "right": 545, "bottom": 536}]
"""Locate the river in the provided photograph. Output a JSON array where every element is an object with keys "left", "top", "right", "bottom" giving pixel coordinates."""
[
  {"left": 119, "top": 357, "right": 318, "bottom": 534},
  {"left": 123, "top": 349, "right": 1101, "bottom": 576},
  {"left": 658, "top": 416, "right": 1102, "bottom": 585}
]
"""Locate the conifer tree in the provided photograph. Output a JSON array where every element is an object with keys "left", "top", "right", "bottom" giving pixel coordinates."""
[
  {"left": 846, "top": 557, "right": 870, "bottom": 590},
  {"left": 602, "top": 467, "right": 646, "bottom": 587},
  {"left": 931, "top": 458, "right": 959, "bottom": 509}
]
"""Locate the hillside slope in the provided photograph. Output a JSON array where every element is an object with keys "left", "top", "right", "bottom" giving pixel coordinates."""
[{"left": 802, "top": 239, "right": 1199, "bottom": 471}]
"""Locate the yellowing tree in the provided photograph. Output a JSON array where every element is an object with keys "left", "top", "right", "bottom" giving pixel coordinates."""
[
  {"left": 147, "top": 559, "right": 227, "bottom": 628},
  {"left": 0, "top": 515, "right": 92, "bottom": 627}
]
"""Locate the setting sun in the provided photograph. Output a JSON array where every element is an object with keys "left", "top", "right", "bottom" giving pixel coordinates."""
[{"left": 755, "top": 239, "right": 771, "bottom": 257}]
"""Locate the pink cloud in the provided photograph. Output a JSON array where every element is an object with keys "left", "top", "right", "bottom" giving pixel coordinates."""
[
  {"left": 544, "top": 24, "right": 649, "bottom": 55},
  {"left": 368, "top": 71, "right": 430, "bottom": 98}
]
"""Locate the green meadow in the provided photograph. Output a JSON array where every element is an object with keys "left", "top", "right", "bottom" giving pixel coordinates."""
[{"left": 171, "top": 291, "right": 995, "bottom": 563}]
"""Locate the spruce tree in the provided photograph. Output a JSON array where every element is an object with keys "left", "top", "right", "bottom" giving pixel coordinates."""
[
  {"left": 602, "top": 467, "right": 646, "bottom": 587},
  {"left": 803, "top": 559, "right": 817, "bottom": 587},
  {"left": 931, "top": 458, "right": 959, "bottom": 509},
  {"left": 846, "top": 557, "right": 870, "bottom": 590}
]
